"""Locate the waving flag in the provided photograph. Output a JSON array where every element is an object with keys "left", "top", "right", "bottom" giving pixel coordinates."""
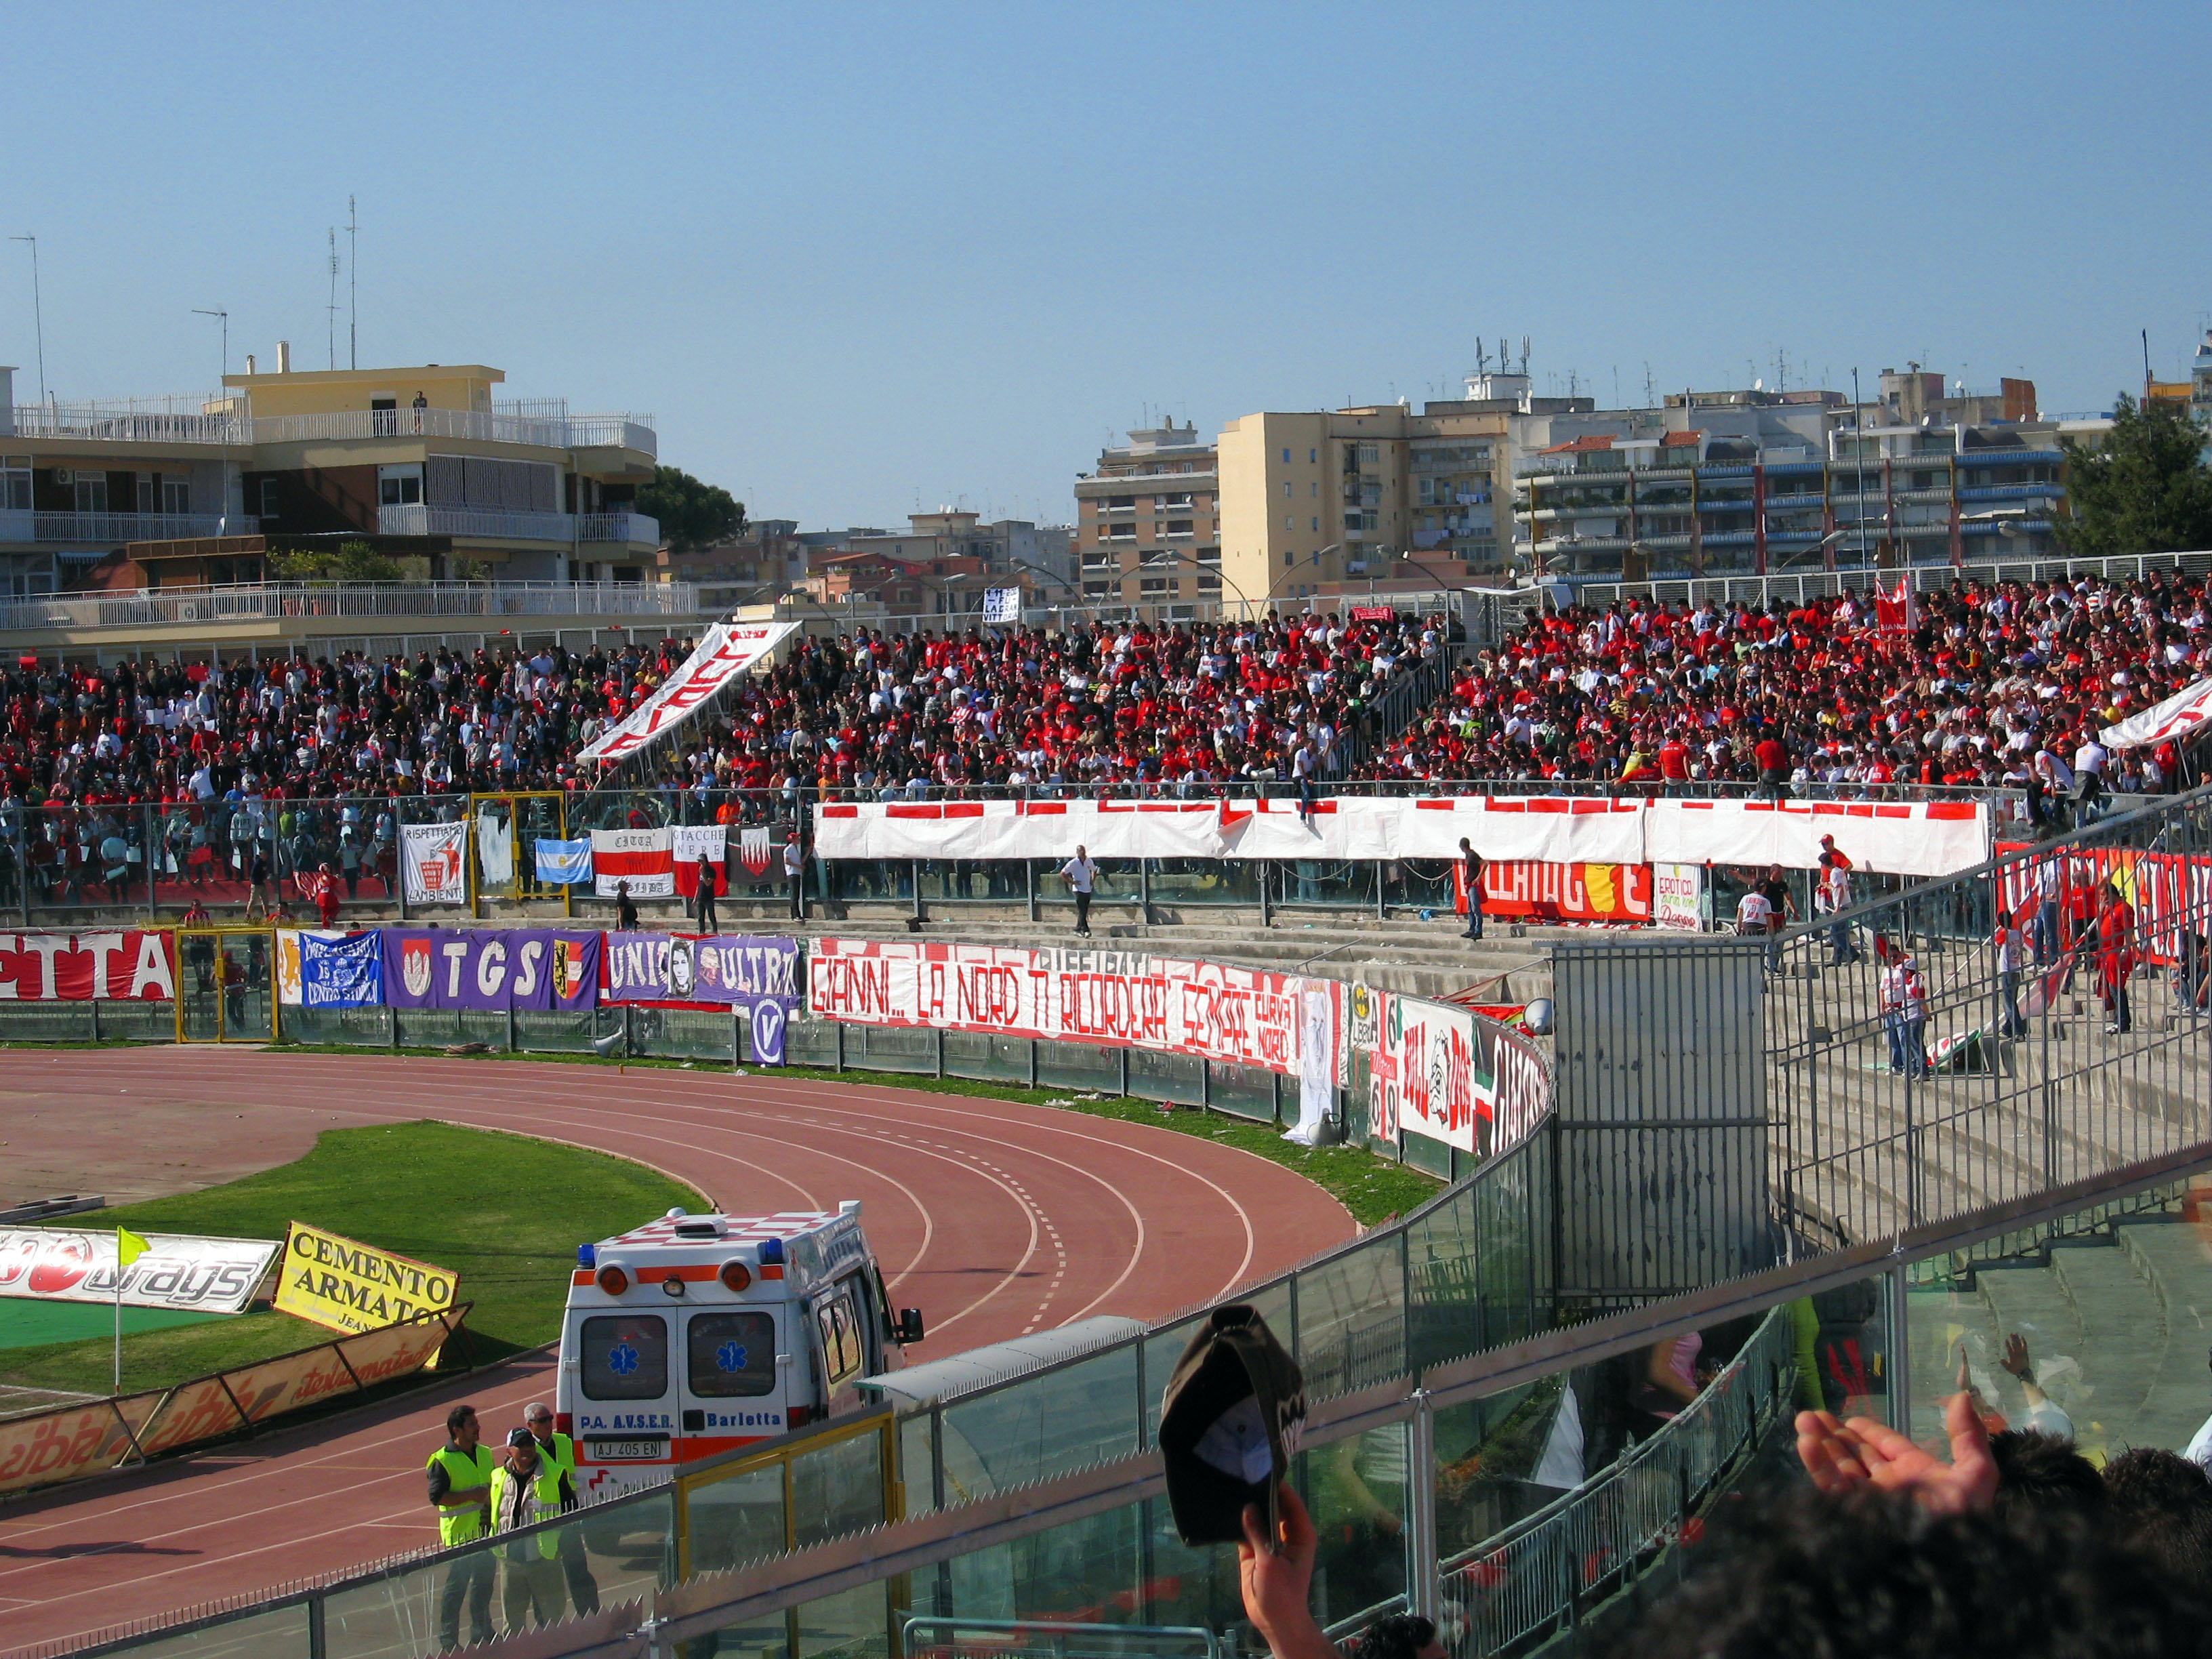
[{"left": 534, "top": 838, "right": 594, "bottom": 886}]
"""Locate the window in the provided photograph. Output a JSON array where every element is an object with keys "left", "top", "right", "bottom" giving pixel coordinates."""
[
  {"left": 816, "top": 1289, "right": 864, "bottom": 1387},
  {"left": 1311, "top": 516, "right": 1319, "bottom": 532},
  {"left": 0, "top": 459, "right": 28, "bottom": 512},
  {"left": 1309, "top": 448, "right": 1317, "bottom": 464},
  {"left": 1285, "top": 515, "right": 1294, "bottom": 531},
  {"left": 74, "top": 474, "right": 109, "bottom": 514},
  {"left": 1282, "top": 447, "right": 1291, "bottom": 463},
  {"left": 379, "top": 464, "right": 424, "bottom": 506},
  {"left": 1284, "top": 550, "right": 1295, "bottom": 567},
  {"left": 1140, "top": 575, "right": 1172, "bottom": 594},
  {"left": 136, "top": 472, "right": 155, "bottom": 514},
  {"left": 1166, "top": 520, "right": 1194, "bottom": 537},
  {"left": 1084, "top": 580, "right": 1113, "bottom": 598},
  {"left": 1196, "top": 573, "right": 1222, "bottom": 592},
  {"left": 1283, "top": 483, "right": 1292, "bottom": 499},
  {"left": 1082, "top": 550, "right": 1117, "bottom": 571},
  {"left": 687, "top": 1311, "right": 777, "bottom": 1397},
  {"left": 162, "top": 477, "right": 190, "bottom": 514},
  {"left": 259, "top": 478, "right": 281, "bottom": 518},
  {"left": 580, "top": 1313, "right": 670, "bottom": 1401}
]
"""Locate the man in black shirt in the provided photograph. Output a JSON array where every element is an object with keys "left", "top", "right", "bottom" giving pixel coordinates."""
[
  {"left": 1459, "top": 838, "right": 1487, "bottom": 941},
  {"left": 613, "top": 880, "right": 638, "bottom": 930}
]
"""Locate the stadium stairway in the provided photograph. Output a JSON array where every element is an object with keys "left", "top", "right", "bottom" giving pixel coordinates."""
[{"left": 1907, "top": 1207, "right": 2212, "bottom": 1464}]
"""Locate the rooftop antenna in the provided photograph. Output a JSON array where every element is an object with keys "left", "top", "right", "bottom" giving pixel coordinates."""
[
  {"left": 1519, "top": 336, "right": 1530, "bottom": 376},
  {"left": 9, "top": 234, "right": 44, "bottom": 405},
  {"left": 1643, "top": 362, "right": 1656, "bottom": 406},
  {"left": 192, "top": 307, "right": 229, "bottom": 382},
  {"left": 1475, "top": 340, "right": 1489, "bottom": 374},
  {"left": 326, "top": 228, "right": 340, "bottom": 369},
  {"left": 346, "top": 194, "right": 358, "bottom": 370}
]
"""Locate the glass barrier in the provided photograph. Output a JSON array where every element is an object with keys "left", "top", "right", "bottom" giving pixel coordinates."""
[
  {"left": 319, "top": 1488, "right": 673, "bottom": 1659},
  {"left": 87, "top": 1604, "right": 312, "bottom": 1659}
]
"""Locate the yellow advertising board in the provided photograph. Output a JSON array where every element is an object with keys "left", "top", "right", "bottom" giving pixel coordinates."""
[{"left": 273, "top": 1221, "right": 458, "bottom": 1335}]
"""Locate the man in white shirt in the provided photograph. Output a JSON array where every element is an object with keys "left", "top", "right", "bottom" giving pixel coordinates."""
[
  {"left": 783, "top": 830, "right": 806, "bottom": 920},
  {"left": 1816, "top": 848, "right": 1858, "bottom": 966},
  {"left": 1881, "top": 952, "right": 1930, "bottom": 1079},
  {"left": 1992, "top": 917, "right": 2029, "bottom": 1038},
  {"left": 1060, "top": 845, "right": 1099, "bottom": 937},
  {"left": 2072, "top": 733, "right": 2110, "bottom": 824},
  {"left": 1735, "top": 886, "right": 1774, "bottom": 938}
]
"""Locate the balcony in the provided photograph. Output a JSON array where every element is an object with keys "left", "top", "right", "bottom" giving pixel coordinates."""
[
  {"left": 5, "top": 398, "right": 247, "bottom": 447},
  {"left": 377, "top": 505, "right": 577, "bottom": 542},
  {"left": 8, "top": 511, "right": 240, "bottom": 546},
  {"left": 251, "top": 407, "right": 656, "bottom": 457},
  {"left": 579, "top": 512, "right": 661, "bottom": 547}
]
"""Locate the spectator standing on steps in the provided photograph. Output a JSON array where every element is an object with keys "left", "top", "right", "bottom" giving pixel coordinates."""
[
  {"left": 1992, "top": 914, "right": 2030, "bottom": 1038},
  {"left": 1458, "top": 838, "right": 1486, "bottom": 942},
  {"left": 613, "top": 880, "right": 638, "bottom": 931},
  {"left": 1061, "top": 844, "right": 1099, "bottom": 937},
  {"left": 1881, "top": 950, "right": 1931, "bottom": 1079},
  {"left": 426, "top": 1404, "right": 495, "bottom": 1652},
  {"left": 692, "top": 854, "right": 719, "bottom": 935},
  {"left": 2098, "top": 883, "right": 2137, "bottom": 1035},
  {"left": 783, "top": 830, "right": 806, "bottom": 920}
]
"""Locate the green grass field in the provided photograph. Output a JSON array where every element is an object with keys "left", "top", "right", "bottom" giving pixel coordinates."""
[
  {"left": 274, "top": 1044, "right": 1446, "bottom": 1227},
  {"left": 0, "top": 1121, "right": 705, "bottom": 1399}
]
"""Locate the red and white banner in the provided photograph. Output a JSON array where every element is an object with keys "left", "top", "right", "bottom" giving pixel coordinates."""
[
  {"left": 581, "top": 623, "right": 798, "bottom": 763},
  {"left": 1367, "top": 991, "right": 1549, "bottom": 1158},
  {"left": 1995, "top": 844, "right": 2212, "bottom": 968},
  {"left": 816, "top": 795, "right": 1988, "bottom": 877},
  {"left": 1642, "top": 798, "right": 1988, "bottom": 878},
  {"left": 0, "top": 931, "right": 175, "bottom": 1000},
  {"left": 0, "top": 1228, "right": 276, "bottom": 1312},
  {"left": 591, "top": 826, "right": 726, "bottom": 899},
  {"left": 2102, "top": 675, "right": 2212, "bottom": 751},
  {"left": 1459, "top": 860, "right": 1652, "bottom": 924},
  {"left": 805, "top": 936, "right": 1336, "bottom": 1080},
  {"left": 813, "top": 795, "right": 1643, "bottom": 866}
]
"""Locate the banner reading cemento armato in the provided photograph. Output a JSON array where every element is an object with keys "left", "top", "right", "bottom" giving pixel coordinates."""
[{"left": 273, "top": 1221, "right": 458, "bottom": 1334}]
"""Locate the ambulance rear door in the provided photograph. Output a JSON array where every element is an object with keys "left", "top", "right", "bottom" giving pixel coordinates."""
[
  {"left": 570, "top": 1308, "right": 678, "bottom": 1500},
  {"left": 808, "top": 1275, "right": 871, "bottom": 1419},
  {"left": 678, "top": 1303, "right": 787, "bottom": 1455}
]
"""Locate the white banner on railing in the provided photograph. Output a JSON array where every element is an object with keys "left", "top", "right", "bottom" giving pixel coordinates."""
[
  {"left": 813, "top": 795, "right": 1987, "bottom": 876},
  {"left": 805, "top": 936, "right": 1336, "bottom": 1080},
  {"left": 1367, "top": 991, "right": 1549, "bottom": 1159},
  {"left": 0, "top": 1229, "right": 277, "bottom": 1313},
  {"left": 400, "top": 821, "right": 468, "bottom": 906},
  {"left": 580, "top": 622, "right": 797, "bottom": 763},
  {"left": 1641, "top": 798, "right": 1990, "bottom": 878}
]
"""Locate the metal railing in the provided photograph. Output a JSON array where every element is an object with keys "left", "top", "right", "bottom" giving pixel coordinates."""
[
  {"left": 0, "top": 580, "right": 704, "bottom": 634},
  {"left": 248, "top": 405, "right": 656, "bottom": 455},
  {"left": 3, "top": 401, "right": 655, "bottom": 455},
  {"left": 1572, "top": 548, "right": 2212, "bottom": 610},
  {"left": 579, "top": 511, "right": 660, "bottom": 546},
  {"left": 1438, "top": 1304, "right": 1796, "bottom": 1658},
  {"left": 1767, "top": 785, "right": 2212, "bottom": 1252},
  {"left": 28, "top": 512, "right": 235, "bottom": 544},
  {"left": 376, "top": 504, "right": 578, "bottom": 542}
]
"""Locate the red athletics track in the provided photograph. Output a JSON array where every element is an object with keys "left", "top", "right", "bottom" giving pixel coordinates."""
[{"left": 0, "top": 1048, "right": 1353, "bottom": 1654}]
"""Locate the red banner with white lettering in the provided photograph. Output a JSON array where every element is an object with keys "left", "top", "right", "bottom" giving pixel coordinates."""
[
  {"left": 579, "top": 623, "right": 797, "bottom": 762},
  {"left": 1456, "top": 861, "right": 1652, "bottom": 924},
  {"left": 0, "top": 931, "right": 176, "bottom": 1000}
]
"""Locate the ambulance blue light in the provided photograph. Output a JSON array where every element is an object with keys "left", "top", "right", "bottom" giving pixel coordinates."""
[
  {"left": 758, "top": 1239, "right": 784, "bottom": 1265},
  {"left": 577, "top": 1244, "right": 597, "bottom": 1268}
]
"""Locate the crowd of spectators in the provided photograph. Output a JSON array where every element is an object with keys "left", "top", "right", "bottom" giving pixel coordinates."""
[
  {"left": 0, "top": 571, "right": 2207, "bottom": 908},
  {"left": 1361, "top": 571, "right": 2212, "bottom": 801}
]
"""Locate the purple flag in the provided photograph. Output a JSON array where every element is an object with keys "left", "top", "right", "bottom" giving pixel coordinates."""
[{"left": 380, "top": 930, "right": 600, "bottom": 1010}]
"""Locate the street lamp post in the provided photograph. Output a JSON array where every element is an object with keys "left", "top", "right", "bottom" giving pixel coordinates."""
[{"left": 1141, "top": 546, "right": 1258, "bottom": 620}]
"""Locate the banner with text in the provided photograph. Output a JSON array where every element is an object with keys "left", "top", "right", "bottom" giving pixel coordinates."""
[
  {"left": 273, "top": 1221, "right": 459, "bottom": 1335},
  {"left": 806, "top": 936, "right": 1330, "bottom": 1078},
  {"left": 579, "top": 621, "right": 798, "bottom": 762},
  {"left": 0, "top": 1228, "right": 276, "bottom": 1313},
  {"left": 1457, "top": 860, "right": 1653, "bottom": 924},
  {"left": 379, "top": 928, "right": 601, "bottom": 1011},
  {"left": 0, "top": 931, "right": 176, "bottom": 1000},
  {"left": 1367, "top": 991, "right": 1550, "bottom": 1160},
  {"left": 401, "top": 821, "right": 469, "bottom": 907},
  {"left": 1651, "top": 863, "right": 1707, "bottom": 932}
]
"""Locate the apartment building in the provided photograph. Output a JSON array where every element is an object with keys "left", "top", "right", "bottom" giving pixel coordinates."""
[
  {"left": 0, "top": 353, "right": 659, "bottom": 595},
  {"left": 1070, "top": 424, "right": 1219, "bottom": 613},
  {"left": 1216, "top": 384, "right": 1537, "bottom": 610},
  {"left": 1512, "top": 372, "right": 2103, "bottom": 582}
]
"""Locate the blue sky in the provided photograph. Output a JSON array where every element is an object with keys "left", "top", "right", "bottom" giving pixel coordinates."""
[{"left": 7, "top": 3, "right": 2207, "bottom": 531}]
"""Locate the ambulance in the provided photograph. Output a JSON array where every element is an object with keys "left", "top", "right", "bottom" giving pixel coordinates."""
[{"left": 556, "top": 1202, "right": 924, "bottom": 1500}]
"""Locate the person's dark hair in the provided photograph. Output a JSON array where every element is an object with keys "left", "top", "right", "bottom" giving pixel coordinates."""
[
  {"left": 1347, "top": 1614, "right": 1435, "bottom": 1659},
  {"left": 2104, "top": 1447, "right": 2212, "bottom": 1581},
  {"left": 1988, "top": 1429, "right": 2106, "bottom": 1521},
  {"left": 446, "top": 1404, "right": 476, "bottom": 1437},
  {"left": 1599, "top": 1488, "right": 2212, "bottom": 1659}
]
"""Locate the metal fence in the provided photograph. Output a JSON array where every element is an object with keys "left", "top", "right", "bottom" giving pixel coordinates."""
[
  {"left": 0, "top": 581, "right": 704, "bottom": 635},
  {"left": 1574, "top": 547, "right": 2212, "bottom": 612}
]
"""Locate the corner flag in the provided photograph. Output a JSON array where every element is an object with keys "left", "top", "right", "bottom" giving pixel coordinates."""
[{"left": 117, "top": 1227, "right": 150, "bottom": 1267}]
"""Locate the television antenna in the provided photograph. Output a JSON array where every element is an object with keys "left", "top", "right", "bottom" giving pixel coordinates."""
[
  {"left": 327, "top": 228, "right": 341, "bottom": 369},
  {"left": 192, "top": 307, "right": 229, "bottom": 381}
]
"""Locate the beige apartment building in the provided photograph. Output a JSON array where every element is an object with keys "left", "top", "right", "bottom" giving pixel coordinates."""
[
  {"left": 1216, "top": 398, "right": 1514, "bottom": 611},
  {"left": 1069, "top": 424, "right": 1219, "bottom": 615}
]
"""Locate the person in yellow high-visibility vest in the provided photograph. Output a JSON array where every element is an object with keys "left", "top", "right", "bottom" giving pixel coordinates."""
[
  {"left": 490, "top": 1429, "right": 567, "bottom": 1632},
  {"left": 426, "top": 1404, "right": 496, "bottom": 1650},
  {"left": 523, "top": 1401, "right": 600, "bottom": 1614}
]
